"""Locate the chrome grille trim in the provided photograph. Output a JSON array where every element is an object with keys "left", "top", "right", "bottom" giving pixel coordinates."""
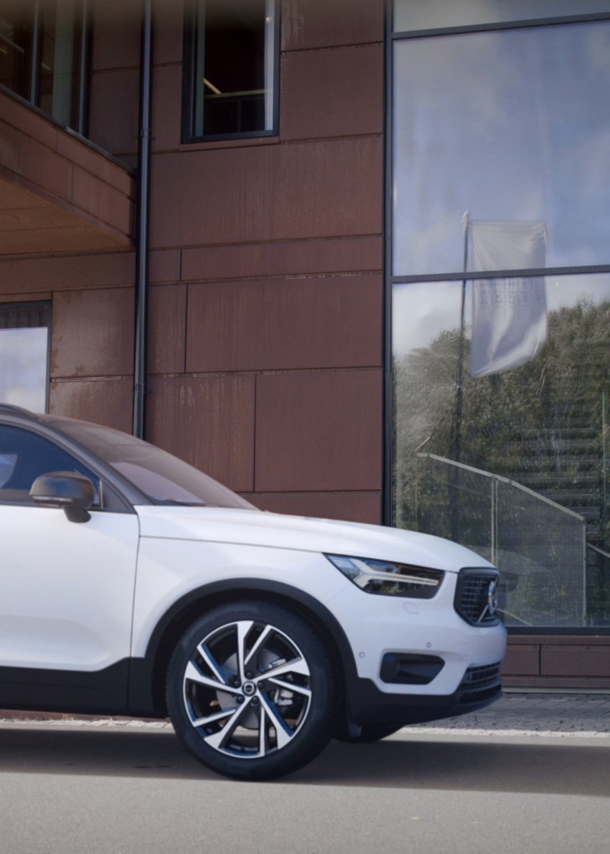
[{"left": 454, "top": 567, "right": 501, "bottom": 626}]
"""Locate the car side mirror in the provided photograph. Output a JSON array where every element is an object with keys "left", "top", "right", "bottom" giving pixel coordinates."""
[{"left": 29, "top": 471, "right": 94, "bottom": 523}]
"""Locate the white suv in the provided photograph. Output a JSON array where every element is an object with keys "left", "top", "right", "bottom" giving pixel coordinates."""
[{"left": 0, "top": 405, "right": 506, "bottom": 780}]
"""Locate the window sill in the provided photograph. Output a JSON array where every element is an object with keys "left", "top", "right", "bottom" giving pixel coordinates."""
[{"left": 178, "top": 134, "right": 280, "bottom": 153}]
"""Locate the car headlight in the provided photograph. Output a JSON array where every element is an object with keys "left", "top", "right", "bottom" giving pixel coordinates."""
[{"left": 325, "top": 554, "right": 444, "bottom": 598}]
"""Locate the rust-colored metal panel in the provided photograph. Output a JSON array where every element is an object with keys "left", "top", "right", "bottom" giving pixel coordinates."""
[
  {"left": 56, "top": 134, "right": 134, "bottom": 196},
  {"left": 0, "top": 223, "right": 125, "bottom": 255},
  {"left": 152, "top": 64, "right": 182, "bottom": 154},
  {"left": 51, "top": 288, "right": 135, "bottom": 378},
  {"left": 511, "top": 634, "right": 610, "bottom": 646},
  {"left": 501, "top": 644, "right": 540, "bottom": 676},
  {"left": 0, "top": 253, "right": 134, "bottom": 295},
  {"left": 72, "top": 169, "right": 134, "bottom": 236},
  {"left": 186, "top": 274, "right": 382, "bottom": 372},
  {"left": 148, "top": 284, "right": 187, "bottom": 375},
  {"left": 281, "top": 45, "right": 383, "bottom": 141},
  {"left": 89, "top": 69, "right": 140, "bottom": 160},
  {"left": 281, "top": 0, "right": 384, "bottom": 50},
  {"left": 150, "top": 137, "right": 383, "bottom": 247},
  {"left": 241, "top": 491, "right": 381, "bottom": 524},
  {"left": 0, "top": 180, "right": 48, "bottom": 210},
  {"left": 0, "top": 87, "right": 58, "bottom": 150},
  {"left": 147, "top": 375, "right": 256, "bottom": 492},
  {"left": 0, "top": 91, "right": 134, "bottom": 253},
  {"left": 0, "top": 118, "right": 72, "bottom": 199},
  {"left": 91, "top": 0, "right": 141, "bottom": 71},
  {"left": 150, "top": 249, "right": 181, "bottom": 283},
  {"left": 0, "top": 205, "right": 77, "bottom": 232},
  {"left": 49, "top": 379, "right": 133, "bottom": 433},
  {"left": 181, "top": 237, "right": 382, "bottom": 282},
  {"left": 255, "top": 369, "right": 382, "bottom": 492},
  {"left": 153, "top": 0, "right": 184, "bottom": 66},
  {"left": 541, "top": 645, "right": 610, "bottom": 678}
]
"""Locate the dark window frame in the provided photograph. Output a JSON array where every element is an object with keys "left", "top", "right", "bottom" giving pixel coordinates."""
[
  {"left": 0, "top": 300, "right": 52, "bottom": 414},
  {"left": 181, "top": 0, "right": 280, "bottom": 144},
  {"left": 0, "top": 0, "right": 91, "bottom": 135}
]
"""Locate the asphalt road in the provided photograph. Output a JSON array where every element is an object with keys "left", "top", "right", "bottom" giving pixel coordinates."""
[{"left": 0, "top": 723, "right": 609, "bottom": 854}]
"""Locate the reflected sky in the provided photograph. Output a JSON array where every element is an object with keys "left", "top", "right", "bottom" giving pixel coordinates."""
[
  {"left": 393, "top": 20, "right": 610, "bottom": 275},
  {"left": 394, "top": 0, "right": 610, "bottom": 32},
  {"left": 393, "top": 273, "right": 610, "bottom": 357},
  {"left": 0, "top": 327, "right": 48, "bottom": 413}
]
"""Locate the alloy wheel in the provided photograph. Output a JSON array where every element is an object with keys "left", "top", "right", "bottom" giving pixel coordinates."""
[{"left": 182, "top": 619, "right": 312, "bottom": 759}]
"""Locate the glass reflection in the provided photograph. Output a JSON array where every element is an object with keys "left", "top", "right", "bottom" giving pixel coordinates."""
[
  {"left": 393, "top": 274, "right": 610, "bottom": 627},
  {"left": 0, "top": 3, "right": 30, "bottom": 98},
  {"left": 0, "top": 327, "right": 48, "bottom": 413},
  {"left": 393, "top": 20, "right": 610, "bottom": 275},
  {"left": 394, "top": 0, "right": 610, "bottom": 33}
]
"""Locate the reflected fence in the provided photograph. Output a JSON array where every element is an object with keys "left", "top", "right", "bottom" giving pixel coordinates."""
[{"left": 415, "top": 453, "right": 587, "bottom": 627}]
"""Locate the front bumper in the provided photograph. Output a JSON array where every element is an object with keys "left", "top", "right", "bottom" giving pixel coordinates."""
[{"left": 346, "top": 661, "right": 503, "bottom": 725}]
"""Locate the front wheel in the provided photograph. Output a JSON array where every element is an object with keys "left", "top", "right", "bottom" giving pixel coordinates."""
[{"left": 166, "top": 601, "right": 337, "bottom": 780}]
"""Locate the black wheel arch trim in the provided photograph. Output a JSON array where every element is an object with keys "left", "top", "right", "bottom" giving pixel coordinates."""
[{"left": 127, "top": 578, "right": 358, "bottom": 717}]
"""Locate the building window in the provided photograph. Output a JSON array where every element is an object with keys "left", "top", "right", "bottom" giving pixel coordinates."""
[
  {"left": 0, "top": 302, "right": 51, "bottom": 414},
  {"left": 183, "top": 0, "right": 279, "bottom": 142},
  {"left": 0, "top": 0, "right": 89, "bottom": 134},
  {"left": 390, "top": 6, "right": 610, "bottom": 628}
]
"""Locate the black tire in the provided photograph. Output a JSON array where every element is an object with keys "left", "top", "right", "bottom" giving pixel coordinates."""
[
  {"left": 335, "top": 723, "right": 404, "bottom": 743},
  {"left": 166, "top": 600, "right": 337, "bottom": 781}
]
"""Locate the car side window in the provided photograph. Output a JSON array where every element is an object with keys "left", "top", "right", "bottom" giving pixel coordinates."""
[{"left": 0, "top": 425, "right": 101, "bottom": 506}]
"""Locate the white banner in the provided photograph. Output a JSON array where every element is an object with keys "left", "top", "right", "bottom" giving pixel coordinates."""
[{"left": 469, "top": 221, "right": 547, "bottom": 378}]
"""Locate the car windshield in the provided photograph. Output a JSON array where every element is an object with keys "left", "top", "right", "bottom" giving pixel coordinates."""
[{"left": 46, "top": 417, "right": 257, "bottom": 509}]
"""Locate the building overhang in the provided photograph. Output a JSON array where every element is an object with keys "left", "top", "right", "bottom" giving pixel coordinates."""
[{"left": 0, "top": 88, "right": 135, "bottom": 257}]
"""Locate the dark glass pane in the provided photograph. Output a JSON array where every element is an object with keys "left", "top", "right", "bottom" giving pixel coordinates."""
[
  {"left": 0, "top": 425, "right": 99, "bottom": 504},
  {"left": 190, "top": 0, "right": 276, "bottom": 138},
  {"left": 393, "top": 274, "right": 610, "bottom": 627},
  {"left": 393, "top": 21, "right": 610, "bottom": 275},
  {"left": 39, "top": 0, "right": 82, "bottom": 128},
  {"left": 0, "top": 2, "right": 31, "bottom": 98},
  {"left": 394, "top": 0, "right": 610, "bottom": 33}
]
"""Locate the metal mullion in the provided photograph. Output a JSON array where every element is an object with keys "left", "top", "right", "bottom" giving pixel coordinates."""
[
  {"left": 29, "top": 0, "right": 41, "bottom": 105},
  {"left": 391, "top": 12, "right": 610, "bottom": 41},
  {"left": 77, "top": 0, "right": 91, "bottom": 137},
  {"left": 391, "top": 265, "right": 610, "bottom": 285},
  {"left": 382, "top": 0, "right": 394, "bottom": 527}
]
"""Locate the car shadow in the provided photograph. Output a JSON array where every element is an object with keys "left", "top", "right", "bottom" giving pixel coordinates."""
[{"left": 0, "top": 725, "right": 608, "bottom": 796}]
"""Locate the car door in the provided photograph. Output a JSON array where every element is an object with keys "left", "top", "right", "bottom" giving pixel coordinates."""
[{"left": 0, "top": 423, "right": 139, "bottom": 712}]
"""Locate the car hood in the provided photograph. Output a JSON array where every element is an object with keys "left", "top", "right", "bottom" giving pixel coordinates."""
[{"left": 135, "top": 506, "right": 494, "bottom": 573}]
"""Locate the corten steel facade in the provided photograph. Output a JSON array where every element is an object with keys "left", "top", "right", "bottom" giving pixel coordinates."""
[{"left": 0, "top": 0, "right": 609, "bottom": 689}]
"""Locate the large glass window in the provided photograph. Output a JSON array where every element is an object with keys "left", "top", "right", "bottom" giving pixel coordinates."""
[
  {"left": 393, "top": 20, "right": 610, "bottom": 276},
  {"left": 183, "top": 0, "right": 278, "bottom": 141},
  {"left": 394, "top": 0, "right": 610, "bottom": 33},
  {"left": 0, "top": 0, "right": 89, "bottom": 133},
  {"left": 391, "top": 8, "right": 610, "bottom": 629},
  {"left": 393, "top": 275, "right": 610, "bottom": 628},
  {"left": 0, "top": 302, "right": 51, "bottom": 414}
]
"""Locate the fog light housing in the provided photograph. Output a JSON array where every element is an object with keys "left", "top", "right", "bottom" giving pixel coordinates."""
[{"left": 380, "top": 653, "right": 445, "bottom": 685}]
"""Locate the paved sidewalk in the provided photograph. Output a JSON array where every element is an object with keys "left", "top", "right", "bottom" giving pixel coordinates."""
[{"left": 410, "top": 692, "right": 610, "bottom": 734}]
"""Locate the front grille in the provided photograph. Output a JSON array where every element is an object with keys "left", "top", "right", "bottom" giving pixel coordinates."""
[
  {"left": 454, "top": 568, "right": 501, "bottom": 626},
  {"left": 458, "top": 662, "right": 502, "bottom": 705}
]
